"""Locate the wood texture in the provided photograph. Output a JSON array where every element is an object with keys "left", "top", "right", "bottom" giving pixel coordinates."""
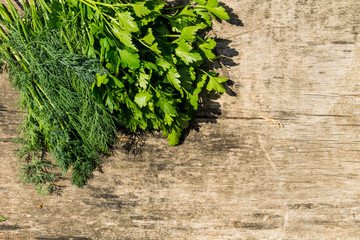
[{"left": 1, "top": 0, "right": 360, "bottom": 239}]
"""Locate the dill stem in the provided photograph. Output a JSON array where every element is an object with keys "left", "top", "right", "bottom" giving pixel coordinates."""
[{"left": 27, "top": 86, "right": 43, "bottom": 109}]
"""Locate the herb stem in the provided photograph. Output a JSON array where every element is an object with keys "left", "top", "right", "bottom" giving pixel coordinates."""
[
  {"left": 27, "top": 86, "right": 43, "bottom": 109},
  {"left": 80, "top": 0, "right": 128, "bottom": 8},
  {"left": 79, "top": 0, "right": 110, "bottom": 25},
  {"left": 163, "top": 34, "right": 180, "bottom": 38},
  {"left": 164, "top": 5, "right": 187, "bottom": 10}
]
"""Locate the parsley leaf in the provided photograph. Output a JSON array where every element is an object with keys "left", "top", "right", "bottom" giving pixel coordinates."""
[
  {"left": 206, "top": 75, "right": 227, "bottom": 93},
  {"left": 134, "top": 92, "right": 152, "bottom": 108},
  {"left": 118, "top": 49, "right": 140, "bottom": 69},
  {"left": 175, "top": 41, "right": 203, "bottom": 65},
  {"left": 133, "top": 2, "right": 151, "bottom": 17},
  {"left": 205, "top": 0, "right": 230, "bottom": 20},
  {"left": 166, "top": 67, "right": 182, "bottom": 92},
  {"left": 116, "top": 11, "right": 139, "bottom": 33}
]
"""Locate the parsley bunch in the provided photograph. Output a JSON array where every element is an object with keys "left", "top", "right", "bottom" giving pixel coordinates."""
[{"left": 0, "top": 0, "right": 229, "bottom": 194}]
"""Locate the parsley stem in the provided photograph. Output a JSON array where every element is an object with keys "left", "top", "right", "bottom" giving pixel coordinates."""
[
  {"left": 79, "top": 0, "right": 110, "bottom": 25},
  {"left": 196, "top": 35, "right": 206, "bottom": 43},
  {"left": 163, "top": 34, "right": 180, "bottom": 38},
  {"left": 80, "top": 0, "right": 128, "bottom": 8},
  {"left": 164, "top": 5, "right": 187, "bottom": 10},
  {"left": 199, "top": 69, "right": 210, "bottom": 76},
  {"left": 134, "top": 37, "right": 161, "bottom": 56}
]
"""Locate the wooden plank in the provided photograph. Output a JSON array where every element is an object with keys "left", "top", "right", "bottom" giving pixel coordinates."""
[
  {"left": 1, "top": 0, "right": 360, "bottom": 239},
  {"left": 0, "top": 73, "right": 22, "bottom": 143}
]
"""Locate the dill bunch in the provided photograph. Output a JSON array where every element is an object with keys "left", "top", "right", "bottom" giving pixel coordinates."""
[{"left": 4, "top": 26, "right": 117, "bottom": 194}]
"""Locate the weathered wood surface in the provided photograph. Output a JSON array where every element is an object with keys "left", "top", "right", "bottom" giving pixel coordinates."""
[{"left": 2, "top": 0, "right": 360, "bottom": 239}]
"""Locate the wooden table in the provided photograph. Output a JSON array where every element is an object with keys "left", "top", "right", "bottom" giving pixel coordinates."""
[{"left": 1, "top": 0, "right": 360, "bottom": 239}]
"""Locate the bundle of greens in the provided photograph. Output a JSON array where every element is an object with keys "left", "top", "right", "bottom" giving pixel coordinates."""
[{"left": 0, "top": 0, "right": 229, "bottom": 194}]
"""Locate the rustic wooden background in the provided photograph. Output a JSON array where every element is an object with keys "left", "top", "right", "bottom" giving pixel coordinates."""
[{"left": 1, "top": 0, "right": 360, "bottom": 239}]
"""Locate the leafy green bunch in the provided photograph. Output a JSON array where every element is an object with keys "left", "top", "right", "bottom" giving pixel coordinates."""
[
  {"left": 0, "top": 0, "right": 229, "bottom": 194},
  {"left": 0, "top": 1, "right": 117, "bottom": 193},
  {"left": 52, "top": 0, "right": 229, "bottom": 144}
]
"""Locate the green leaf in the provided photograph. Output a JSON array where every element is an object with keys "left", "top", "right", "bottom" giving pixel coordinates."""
[
  {"left": 195, "top": 9, "right": 212, "bottom": 26},
  {"left": 176, "top": 113, "right": 191, "bottom": 129},
  {"left": 205, "top": 0, "right": 230, "bottom": 20},
  {"left": 175, "top": 41, "right": 202, "bottom": 65},
  {"left": 96, "top": 74, "right": 109, "bottom": 87},
  {"left": 106, "top": 94, "right": 114, "bottom": 111},
  {"left": 200, "top": 48, "right": 216, "bottom": 60},
  {"left": 105, "top": 49, "right": 120, "bottom": 73},
  {"left": 134, "top": 92, "right": 152, "bottom": 108},
  {"left": 118, "top": 49, "right": 140, "bottom": 69},
  {"left": 166, "top": 67, "right": 182, "bottom": 92},
  {"left": 202, "top": 38, "right": 217, "bottom": 49},
  {"left": 92, "top": 85, "right": 103, "bottom": 103},
  {"left": 206, "top": 75, "right": 227, "bottom": 93},
  {"left": 178, "top": 66, "right": 195, "bottom": 90},
  {"left": 206, "top": 0, "right": 219, "bottom": 7},
  {"left": 145, "top": 0, "right": 165, "bottom": 13},
  {"left": 87, "top": 46, "right": 96, "bottom": 58},
  {"left": 167, "top": 125, "right": 182, "bottom": 146},
  {"left": 142, "top": 28, "right": 155, "bottom": 45},
  {"left": 68, "top": 0, "right": 78, "bottom": 7},
  {"left": 199, "top": 38, "right": 217, "bottom": 59},
  {"left": 109, "top": 75, "right": 124, "bottom": 88},
  {"left": 156, "top": 98, "right": 177, "bottom": 115},
  {"left": 207, "top": 6, "right": 229, "bottom": 20},
  {"left": 149, "top": 42, "right": 161, "bottom": 54},
  {"left": 141, "top": 28, "right": 161, "bottom": 54},
  {"left": 170, "top": 7, "right": 197, "bottom": 33},
  {"left": 177, "top": 26, "right": 201, "bottom": 43},
  {"left": 133, "top": 2, "right": 151, "bottom": 17},
  {"left": 100, "top": 38, "right": 110, "bottom": 61},
  {"left": 100, "top": 37, "right": 110, "bottom": 50},
  {"left": 138, "top": 72, "right": 149, "bottom": 89},
  {"left": 176, "top": 6, "right": 197, "bottom": 23},
  {"left": 0, "top": 215, "right": 7, "bottom": 223},
  {"left": 126, "top": 97, "right": 142, "bottom": 120},
  {"left": 154, "top": 21, "right": 169, "bottom": 35},
  {"left": 189, "top": 94, "right": 199, "bottom": 110},
  {"left": 116, "top": 11, "right": 139, "bottom": 32},
  {"left": 164, "top": 114, "right": 173, "bottom": 125},
  {"left": 87, "top": 5, "right": 94, "bottom": 20},
  {"left": 89, "top": 23, "right": 100, "bottom": 35},
  {"left": 123, "top": 73, "right": 135, "bottom": 84},
  {"left": 143, "top": 61, "right": 159, "bottom": 71},
  {"left": 111, "top": 24, "right": 137, "bottom": 50},
  {"left": 194, "top": 0, "right": 207, "bottom": 5},
  {"left": 156, "top": 58, "right": 172, "bottom": 70},
  {"left": 194, "top": 73, "right": 208, "bottom": 95}
]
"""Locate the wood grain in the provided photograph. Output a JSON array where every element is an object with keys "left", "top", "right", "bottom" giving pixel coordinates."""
[{"left": 1, "top": 0, "right": 360, "bottom": 239}]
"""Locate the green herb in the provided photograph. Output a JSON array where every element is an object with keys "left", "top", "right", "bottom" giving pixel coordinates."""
[
  {"left": 0, "top": 216, "right": 7, "bottom": 222},
  {"left": 0, "top": 0, "right": 229, "bottom": 194},
  {"left": 7, "top": 29, "right": 117, "bottom": 192}
]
